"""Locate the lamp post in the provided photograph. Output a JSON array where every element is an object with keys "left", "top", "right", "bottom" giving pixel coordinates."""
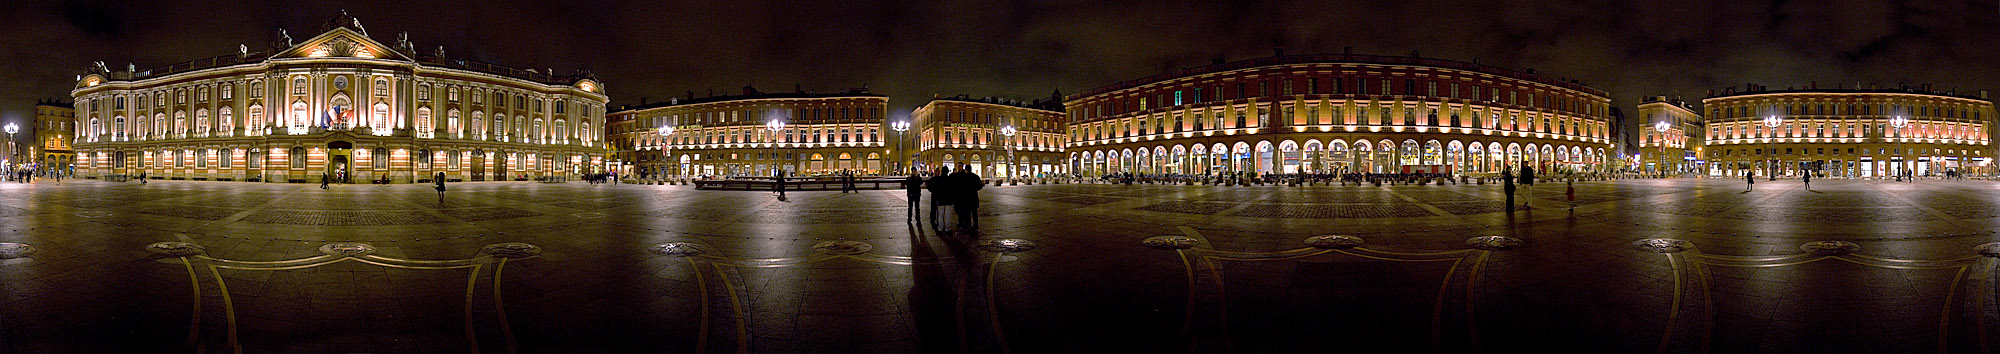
[
  {"left": 1762, "top": 115, "right": 1783, "bottom": 181},
  {"left": 1000, "top": 124, "right": 1018, "bottom": 185},
  {"left": 765, "top": 119, "right": 784, "bottom": 178},
  {"left": 890, "top": 120, "right": 911, "bottom": 174},
  {"left": 657, "top": 125, "right": 674, "bottom": 180},
  {"left": 1654, "top": 121, "right": 1672, "bottom": 178},
  {"left": 4, "top": 123, "right": 16, "bottom": 177},
  {"left": 1890, "top": 115, "right": 1909, "bottom": 182}
]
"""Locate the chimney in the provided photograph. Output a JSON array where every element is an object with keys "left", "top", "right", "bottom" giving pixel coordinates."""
[{"left": 1981, "top": 90, "right": 1989, "bottom": 99}]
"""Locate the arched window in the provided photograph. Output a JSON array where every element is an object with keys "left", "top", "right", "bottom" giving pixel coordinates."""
[
  {"left": 415, "top": 149, "right": 431, "bottom": 169},
  {"left": 291, "top": 102, "right": 309, "bottom": 127},
  {"left": 194, "top": 109, "right": 210, "bottom": 135},
  {"left": 447, "top": 109, "right": 461, "bottom": 138},
  {"left": 415, "top": 108, "right": 433, "bottom": 138},
  {"left": 113, "top": 116, "right": 125, "bottom": 138},
  {"left": 292, "top": 78, "right": 307, "bottom": 95},
  {"left": 88, "top": 118, "right": 100, "bottom": 141},
  {"left": 153, "top": 113, "right": 165, "bottom": 138},
  {"left": 373, "top": 103, "right": 390, "bottom": 132},
  {"left": 532, "top": 119, "right": 544, "bottom": 143},
  {"left": 290, "top": 147, "right": 306, "bottom": 168},
  {"left": 173, "top": 111, "right": 187, "bottom": 137},
  {"left": 554, "top": 120, "right": 567, "bottom": 143},
  {"left": 247, "top": 105, "right": 264, "bottom": 135},
  {"left": 375, "top": 79, "right": 388, "bottom": 96},
  {"left": 471, "top": 112, "right": 486, "bottom": 138},
  {"left": 248, "top": 81, "right": 264, "bottom": 98},
  {"left": 219, "top": 149, "right": 233, "bottom": 168},
  {"left": 218, "top": 107, "right": 233, "bottom": 137},
  {"left": 372, "top": 148, "right": 389, "bottom": 169},
  {"left": 493, "top": 114, "right": 507, "bottom": 138}
]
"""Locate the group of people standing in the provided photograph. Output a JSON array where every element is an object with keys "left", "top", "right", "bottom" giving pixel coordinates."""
[{"left": 904, "top": 165, "right": 984, "bottom": 234}]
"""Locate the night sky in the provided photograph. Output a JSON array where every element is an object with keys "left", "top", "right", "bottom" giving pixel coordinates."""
[{"left": 3, "top": 0, "right": 1998, "bottom": 150}]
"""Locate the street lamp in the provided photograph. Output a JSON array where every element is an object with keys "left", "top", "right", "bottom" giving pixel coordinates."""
[
  {"left": 657, "top": 125, "right": 674, "bottom": 180},
  {"left": 1890, "top": 115, "right": 1909, "bottom": 182},
  {"left": 765, "top": 119, "right": 784, "bottom": 178},
  {"left": 890, "top": 120, "right": 911, "bottom": 174},
  {"left": 1000, "top": 124, "right": 1018, "bottom": 185},
  {"left": 1762, "top": 115, "right": 1783, "bottom": 181},
  {"left": 4, "top": 123, "right": 16, "bottom": 176},
  {"left": 1654, "top": 121, "right": 1672, "bottom": 178}
]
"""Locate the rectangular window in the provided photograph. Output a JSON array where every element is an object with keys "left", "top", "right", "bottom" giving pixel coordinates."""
[
  {"left": 1403, "top": 79, "right": 1415, "bottom": 96},
  {"left": 1356, "top": 79, "right": 1367, "bottom": 95},
  {"left": 1307, "top": 78, "right": 1318, "bottom": 94},
  {"left": 1173, "top": 91, "right": 1183, "bottom": 106},
  {"left": 1282, "top": 79, "right": 1293, "bottom": 95},
  {"left": 1331, "top": 79, "right": 1342, "bottom": 94},
  {"left": 1427, "top": 81, "right": 1437, "bottom": 97}
]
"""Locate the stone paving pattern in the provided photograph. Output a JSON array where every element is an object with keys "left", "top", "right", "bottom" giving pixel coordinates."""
[{"left": 0, "top": 178, "right": 1998, "bottom": 353}]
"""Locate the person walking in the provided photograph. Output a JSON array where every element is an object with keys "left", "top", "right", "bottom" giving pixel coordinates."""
[
  {"left": 773, "top": 169, "right": 788, "bottom": 201},
  {"left": 1519, "top": 165, "right": 1536, "bottom": 209},
  {"left": 951, "top": 163, "right": 983, "bottom": 232},
  {"left": 320, "top": 173, "right": 330, "bottom": 190},
  {"left": 1744, "top": 170, "right": 1755, "bottom": 192},
  {"left": 928, "top": 166, "right": 954, "bottom": 233},
  {"left": 1566, "top": 179, "right": 1576, "bottom": 212},
  {"left": 1502, "top": 167, "right": 1516, "bottom": 212},
  {"left": 843, "top": 171, "right": 857, "bottom": 193},
  {"left": 1802, "top": 171, "right": 1812, "bottom": 191},
  {"left": 903, "top": 168, "right": 924, "bottom": 223},
  {"left": 139, "top": 172, "right": 147, "bottom": 185},
  {"left": 434, "top": 172, "right": 448, "bottom": 206}
]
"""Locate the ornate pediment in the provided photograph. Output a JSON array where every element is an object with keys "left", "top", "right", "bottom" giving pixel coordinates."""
[{"left": 270, "top": 27, "right": 409, "bottom": 61}]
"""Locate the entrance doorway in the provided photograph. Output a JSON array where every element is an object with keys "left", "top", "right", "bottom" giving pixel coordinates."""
[
  {"left": 327, "top": 141, "right": 353, "bottom": 183},
  {"left": 471, "top": 150, "right": 486, "bottom": 181}
]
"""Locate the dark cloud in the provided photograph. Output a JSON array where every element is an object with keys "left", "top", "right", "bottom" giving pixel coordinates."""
[{"left": 2, "top": 0, "right": 1997, "bottom": 148}]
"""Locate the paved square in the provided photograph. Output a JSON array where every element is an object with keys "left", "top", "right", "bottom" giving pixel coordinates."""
[{"left": 2, "top": 178, "right": 1999, "bottom": 353}]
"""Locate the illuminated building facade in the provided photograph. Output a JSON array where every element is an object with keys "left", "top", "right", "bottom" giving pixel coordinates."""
[
  {"left": 1063, "top": 53, "right": 1614, "bottom": 177},
  {"left": 1636, "top": 96, "right": 1702, "bottom": 175},
  {"left": 1700, "top": 87, "right": 1994, "bottom": 177},
  {"left": 35, "top": 99, "right": 76, "bottom": 171},
  {"left": 912, "top": 95, "right": 1067, "bottom": 177},
  {"left": 69, "top": 14, "right": 609, "bottom": 183},
  {"left": 611, "top": 89, "right": 891, "bottom": 177}
]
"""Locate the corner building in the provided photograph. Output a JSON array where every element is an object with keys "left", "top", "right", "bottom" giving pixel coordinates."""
[
  {"left": 1063, "top": 53, "right": 1614, "bottom": 177},
  {"left": 69, "top": 14, "right": 609, "bottom": 183},
  {"left": 1701, "top": 88, "right": 1994, "bottom": 177},
  {"left": 610, "top": 90, "right": 890, "bottom": 177},
  {"left": 1635, "top": 97, "right": 1703, "bottom": 175},
  {"left": 912, "top": 96, "right": 1067, "bottom": 177},
  {"left": 34, "top": 99, "right": 77, "bottom": 171}
]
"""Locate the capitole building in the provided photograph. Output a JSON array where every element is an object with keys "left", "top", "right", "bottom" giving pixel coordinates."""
[
  {"left": 68, "top": 13, "right": 609, "bottom": 183},
  {"left": 1698, "top": 84, "right": 1994, "bottom": 178},
  {"left": 1063, "top": 51, "right": 1615, "bottom": 177}
]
